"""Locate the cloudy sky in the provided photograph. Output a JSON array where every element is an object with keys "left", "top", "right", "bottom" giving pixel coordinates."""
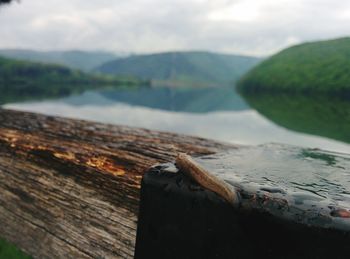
[{"left": 1, "top": 0, "right": 350, "bottom": 56}]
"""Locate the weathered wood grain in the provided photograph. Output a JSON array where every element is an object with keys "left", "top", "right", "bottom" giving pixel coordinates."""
[{"left": 0, "top": 108, "right": 235, "bottom": 258}]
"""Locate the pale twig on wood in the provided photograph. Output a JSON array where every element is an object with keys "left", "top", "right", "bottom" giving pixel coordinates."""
[{"left": 176, "top": 153, "right": 239, "bottom": 206}]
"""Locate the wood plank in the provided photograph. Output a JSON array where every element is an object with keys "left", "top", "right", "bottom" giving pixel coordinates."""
[{"left": 0, "top": 108, "right": 235, "bottom": 258}]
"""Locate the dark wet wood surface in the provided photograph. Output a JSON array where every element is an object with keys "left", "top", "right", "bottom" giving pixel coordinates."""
[{"left": 0, "top": 109, "right": 234, "bottom": 258}]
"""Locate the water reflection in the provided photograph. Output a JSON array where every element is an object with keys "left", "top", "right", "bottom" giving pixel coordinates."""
[
  {"left": 242, "top": 93, "right": 350, "bottom": 144},
  {"left": 3, "top": 87, "right": 350, "bottom": 153},
  {"left": 63, "top": 87, "right": 249, "bottom": 113}
]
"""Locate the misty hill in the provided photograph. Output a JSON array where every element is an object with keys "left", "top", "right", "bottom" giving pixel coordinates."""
[
  {"left": 238, "top": 37, "right": 350, "bottom": 95},
  {"left": 0, "top": 49, "right": 120, "bottom": 71},
  {"left": 95, "top": 51, "right": 261, "bottom": 86},
  {"left": 0, "top": 56, "right": 143, "bottom": 104}
]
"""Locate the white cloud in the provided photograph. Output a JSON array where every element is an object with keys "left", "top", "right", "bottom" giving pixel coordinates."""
[
  {"left": 0, "top": 0, "right": 350, "bottom": 56},
  {"left": 208, "top": 1, "right": 263, "bottom": 23}
]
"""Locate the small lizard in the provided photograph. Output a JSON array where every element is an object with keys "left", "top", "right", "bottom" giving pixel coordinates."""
[{"left": 176, "top": 153, "right": 239, "bottom": 206}]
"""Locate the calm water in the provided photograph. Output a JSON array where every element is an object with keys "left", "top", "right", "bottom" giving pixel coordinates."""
[{"left": 3, "top": 87, "right": 350, "bottom": 153}]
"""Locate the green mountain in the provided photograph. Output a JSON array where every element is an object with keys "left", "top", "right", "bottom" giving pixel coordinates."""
[
  {"left": 95, "top": 51, "right": 261, "bottom": 86},
  {"left": 0, "top": 56, "right": 143, "bottom": 104},
  {"left": 0, "top": 49, "right": 121, "bottom": 71},
  {"left": 238, "top": 37, "right": 350, "bottom": 96}
]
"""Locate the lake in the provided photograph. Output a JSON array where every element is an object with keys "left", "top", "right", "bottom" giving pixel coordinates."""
[{"left": 3, "top": 87, "right": 350, "bottom": 154}]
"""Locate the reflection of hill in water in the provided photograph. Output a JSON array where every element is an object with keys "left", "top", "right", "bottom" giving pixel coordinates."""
[
  {"left": 243, "top": 93, "right": 350, "bottom": 144},
  {"left": 63, "top": 87, "right": 249, "bottom": 113}
]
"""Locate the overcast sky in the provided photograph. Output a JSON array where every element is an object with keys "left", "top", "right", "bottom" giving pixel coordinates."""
[{"left": 1, "top": 0, "right": 350, "bottom": 56}]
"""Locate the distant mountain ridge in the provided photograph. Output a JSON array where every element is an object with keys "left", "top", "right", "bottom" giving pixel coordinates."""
[
  {"left": 238, "top": 37, "right": 350, "bottom": 95},
  {"left": 0, "top": 55, "right": 143, "bottom": 104},
  {"left": 95, "top": 51, "right": 261, "bottom": 86},
  {"left": 0, "top": 49, "right": 121, "bottom": 71}
]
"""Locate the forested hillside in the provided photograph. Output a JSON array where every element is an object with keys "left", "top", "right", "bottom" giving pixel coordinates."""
[
  {"left": 0, "top": 49, "right": 120, "bottom": 71},
  {"left": 0, "top": 56, "right": 144, "bottom": 104},
  {"left": 238, "top": 37, "right": 350, "bottom": 96}
]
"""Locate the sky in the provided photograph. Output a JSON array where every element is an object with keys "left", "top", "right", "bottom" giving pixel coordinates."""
[{"left": 1, "top": 0, "right": 350, "bottom": 56}]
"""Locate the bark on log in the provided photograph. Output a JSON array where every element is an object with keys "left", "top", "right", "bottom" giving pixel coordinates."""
[{"left": 0, "top": 108, "right": 235, "bottom": 258}]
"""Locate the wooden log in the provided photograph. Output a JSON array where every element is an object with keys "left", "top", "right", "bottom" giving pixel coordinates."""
[{"left": 0, "top": 108, "right": 235, "bottom": 258}]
